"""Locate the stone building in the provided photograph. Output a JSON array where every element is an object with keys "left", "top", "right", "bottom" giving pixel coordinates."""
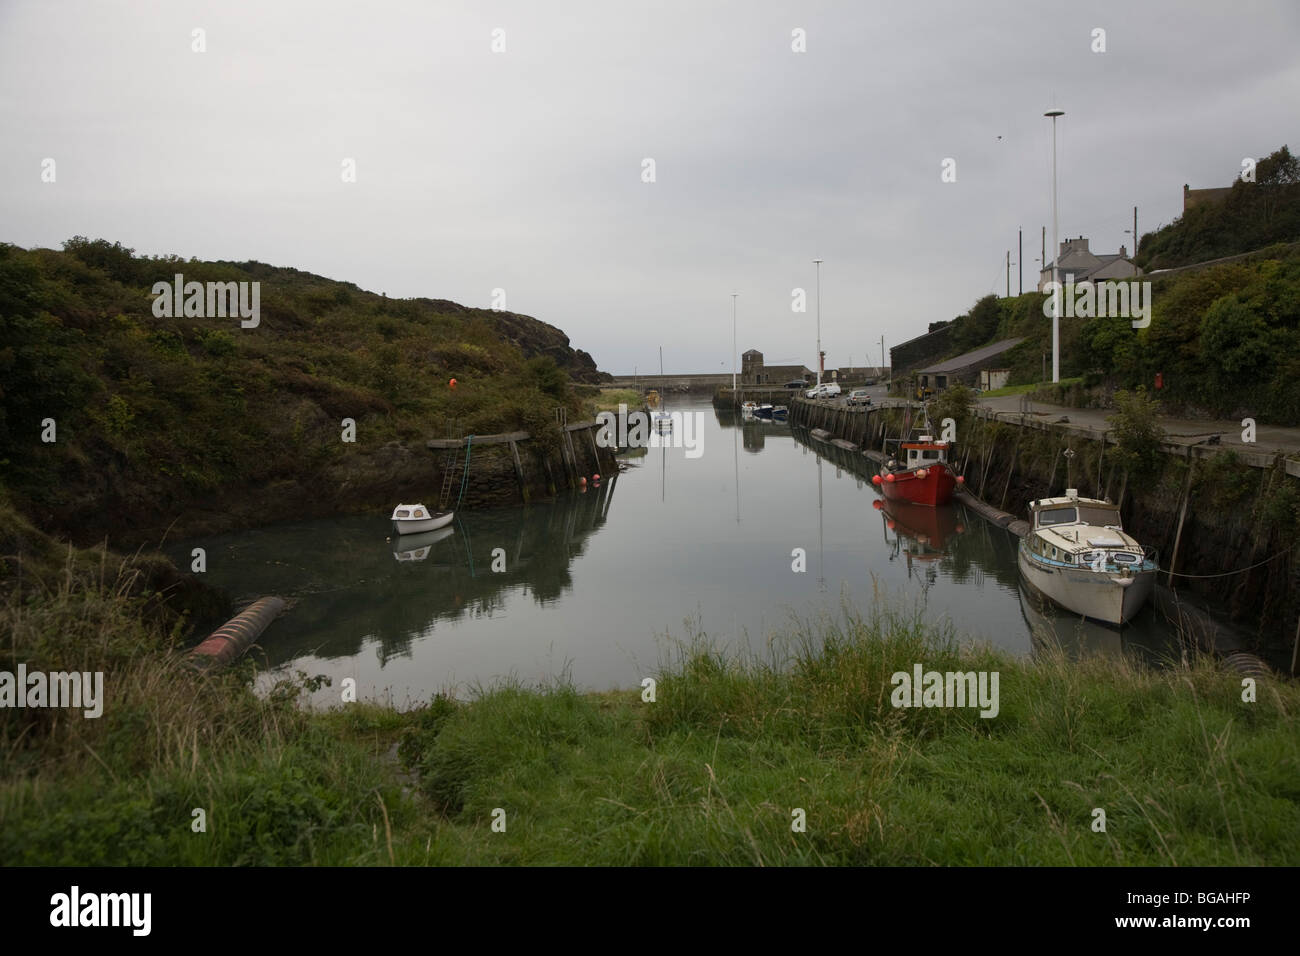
[{"left": 740, "top": 349, "right": 813, "bottom": 385}]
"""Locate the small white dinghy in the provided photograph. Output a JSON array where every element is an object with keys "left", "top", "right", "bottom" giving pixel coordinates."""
[{"left": 391, "top": 503, "right": 454, "bottom": 536}]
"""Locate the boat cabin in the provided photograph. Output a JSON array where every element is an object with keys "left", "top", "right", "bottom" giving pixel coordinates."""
[
  {"left": 1029, "top": 489, "right": 1121, "bottom": 532},
  {"left": 393, "top": 505, "right": 429, "bottom": 519},
  {"left": 894, "top": 436, "right": 950, "bottom": 469}
]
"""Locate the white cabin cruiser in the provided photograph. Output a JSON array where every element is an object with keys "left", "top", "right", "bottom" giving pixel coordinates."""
[
  {"left": 391, "top": 503, "right": 454, "bottom": 536},
  {"left": 1017, "top": 489, "right": 1157, "bottom": 625}
]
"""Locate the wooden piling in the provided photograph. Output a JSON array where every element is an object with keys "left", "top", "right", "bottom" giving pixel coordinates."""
[
  {"left": 998, "top": 429, "right": 1022, "bottom": 511},
  {"left": 1166, "top": 452, "right": 1197, "bottom": 588},
  {"left": 508, "top": 439, "right": 528, "bottom": 502}
]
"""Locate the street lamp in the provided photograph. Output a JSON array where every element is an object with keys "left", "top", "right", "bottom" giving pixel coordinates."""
[
  {"left": 813, "top": 258, "right": 823, "bottom": 387},
  {"left": 1045, "top": 109, "right": 1064, "bottom": 384},
  {"left": 731, "top": 292, "right": 739, "bottom": 401}
]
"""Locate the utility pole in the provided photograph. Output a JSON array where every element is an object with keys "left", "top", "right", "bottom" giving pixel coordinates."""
[
  {"left": 813, "top": 258, "right": 824, "bottom": 388},
  {"left": 1019, "top": 229, "right": 1023, "bottom": 295},
  {"left": 880, "top": 336, "right": 885, "bottom": 377},
  {"left": 1133, "top": 206, "right": 1138, "bottom": 257},
  {"left": 1006, "top": 250, "right": 1010, "bottom": 297}
]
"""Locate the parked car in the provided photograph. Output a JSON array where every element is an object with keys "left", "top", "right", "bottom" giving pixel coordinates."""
[
  {"left": 821, "top": 382, "right": 842, "bottom": 397},
  {"left": 805, "top": 385, "right": 822, "bottom": 398},
  {"left": 847, "top": 388, "right": 872, "bottom": 406},
  {"left": 863, "top": 378, "right": 876, "bottom": 386}
]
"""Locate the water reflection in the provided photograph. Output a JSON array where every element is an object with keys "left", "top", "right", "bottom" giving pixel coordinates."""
[
  {"left": 166, "top": 397, "right": 1203, "bottom": 702},
  {"left": 171, "top": 477, "right": 619, "bottom": 667}
]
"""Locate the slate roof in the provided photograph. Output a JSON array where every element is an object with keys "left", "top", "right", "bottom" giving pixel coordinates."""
[{"left": 918, "top": 337, "right": 1026, "bottom": 375}]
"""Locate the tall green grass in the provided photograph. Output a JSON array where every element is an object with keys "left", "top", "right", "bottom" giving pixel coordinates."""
[{"left": 3, "top": 540, "right": 1296, "bottom": 865}]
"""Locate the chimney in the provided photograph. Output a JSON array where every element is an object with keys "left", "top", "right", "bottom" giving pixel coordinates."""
[{"left": 1119, "top": 244, "right": 1127, "bottom": 258}]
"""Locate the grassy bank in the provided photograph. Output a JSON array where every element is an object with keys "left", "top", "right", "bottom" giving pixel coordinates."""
[
  {"left": 589, "top": 388, "right": 642, "bottom": 414},
  {"left": 4, "top": 518, "right": 1297, "bottom": 865}
]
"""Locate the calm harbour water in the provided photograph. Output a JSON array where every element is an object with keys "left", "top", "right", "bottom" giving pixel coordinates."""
[{"left": 172, "top": 396, "right": 1184, "bottom": 707}]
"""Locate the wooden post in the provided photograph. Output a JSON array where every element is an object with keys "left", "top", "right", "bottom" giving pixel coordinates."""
[
  {"left": 1166, "top": 452, "right": 1197, "bottom": 588},
  {"left": 541, "top": 451, "right": 557, "bottom": 495},
  {"left": 979, "top": 429, "right": 997, "bottom": 495},
  {"left": 999, "top": 429, "right": 1022, "bottom": 511},
  {"left": 587, "top": 426, "right": 600, "bottom": 473},
  {"left": 508, "top": 439, "right": 528, "bottom": 502}
]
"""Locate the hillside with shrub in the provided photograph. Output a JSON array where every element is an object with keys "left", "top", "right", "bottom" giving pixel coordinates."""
[
  {"left": 1136, "top": 145, "right": 1300, "bottom": 271},
  {"left": 0, "top": 238, "right": 607, "bottom": 546},
  {"left": 922, "top": 242, "right": 1300, "bottom": 425}
]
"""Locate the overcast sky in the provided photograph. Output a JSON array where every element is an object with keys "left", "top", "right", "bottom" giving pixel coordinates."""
[{"left": 3, "top": 1, "right": 1298, "bottom": 375}]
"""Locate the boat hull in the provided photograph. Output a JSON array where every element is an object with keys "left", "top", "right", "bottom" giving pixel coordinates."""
[
  {"left": 1017, "top": 541, "right": 1155, "bottom": 625},
  {"left": 392, "top": 510, "right": 455, "bottom": 536},
  {"left": 878, "top": 463, "right": 957, "bottom": 506}
]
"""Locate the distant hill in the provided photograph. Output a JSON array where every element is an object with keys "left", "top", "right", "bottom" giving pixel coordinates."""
[{"left": 0, "top": 238, "right": 608, "bottom": 543}]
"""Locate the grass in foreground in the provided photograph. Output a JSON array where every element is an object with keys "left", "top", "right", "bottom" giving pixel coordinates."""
[{"left": 3, "top": 535, "right": 1297, "bottom": 866}]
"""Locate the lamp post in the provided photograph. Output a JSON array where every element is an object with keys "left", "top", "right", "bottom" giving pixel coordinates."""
[
  {"left": 731, "top": 292, "right": 739, "bottom": 402},
  {"left": 1045, "top": 109, "right": 1064, "bottom": 384},
  {"left": 813, "top": 258, "right": 823, "bottom": 387}
]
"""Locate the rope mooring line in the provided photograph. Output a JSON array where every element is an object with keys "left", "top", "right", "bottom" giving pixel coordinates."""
[{"left": 1165, "top": 548, "right": 1294, "bottom": 579}]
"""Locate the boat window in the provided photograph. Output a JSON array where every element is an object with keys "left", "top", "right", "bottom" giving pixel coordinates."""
[
  {"left": 923, "top": 450, "right": 939, "bottom": 460},
  {"left": 395, "top": 509, "right": 410, "bottom": 518},
  {"left": 1051, "top": 547, "right": 1058, "bottom": 559},
  {"left": 1038, "top": 508, "right": 1077, "bottom": 527},
  {"left": 1078, "top": 505, "right": 1121, "bottom": 527},
  {"left": 1112, "top": 552, "right": 1139, "bottom": 565},
  {"left": 415, "top": 509, "right": 425, "bottom": 517}
]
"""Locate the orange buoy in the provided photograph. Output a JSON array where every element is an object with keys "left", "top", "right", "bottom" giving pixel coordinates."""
[
  {"left": 956, "top": 475, "right": 965, "bottom": 484},
  {"left": 916, "top": 468, "right": 928, "bottom": 479},
  {"left": 449, "top": 378, "right": 457, "bottom": 389},
  {"left": 592, "top": 473, "right": 600, "bottom": 481},
  {"left": 885, "top": 473, "right": 896, "bottom": 482},
  {"left": 872, "top": 499, "right": 882, "bottom": 510},
  {"left": 872, "top": 475, "right": 882, "bottom": 485}
]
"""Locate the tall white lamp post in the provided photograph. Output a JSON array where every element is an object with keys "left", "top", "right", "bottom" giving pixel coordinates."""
[
  {"left": 1045, "top": 109, "right": 1064, "bottom": 383},
  {"left": 813, "top": 258, "right": 823, "bottom": 387}
]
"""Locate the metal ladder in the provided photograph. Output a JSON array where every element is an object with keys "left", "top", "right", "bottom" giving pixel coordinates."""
[{"left": 438, "top": 421, "right": 463, "bottom": 511}]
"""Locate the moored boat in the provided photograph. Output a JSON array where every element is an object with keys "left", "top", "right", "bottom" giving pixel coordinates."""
[
  {"left": 772, "top": 405, "right": 788, "bottom": 421},
  {"left": 871, "top": 435, "right": 962, "bottom": 506},
  {"left": 1017, "top": 489, "right": 1158, "bottom": 625},
  {"left": 753, "top": 404, "right": 774, "bottom": 420},
  {"left": 391, "top": 503, "right": 454, "bottom": 536}
]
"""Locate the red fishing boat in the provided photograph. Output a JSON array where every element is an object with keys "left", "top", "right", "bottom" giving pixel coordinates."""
[{"left": 871, "top": 435, "right": 964, "bottom": 506}]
